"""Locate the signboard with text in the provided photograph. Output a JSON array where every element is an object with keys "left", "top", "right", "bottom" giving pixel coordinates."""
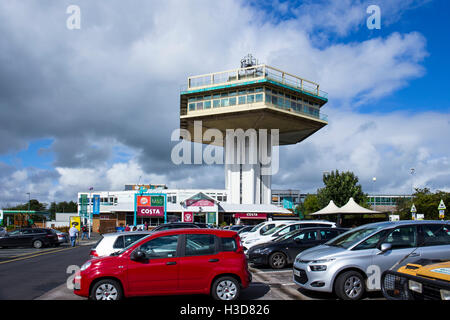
[
  {"left": 234, "top": 213, "right": 267, "bottom": 219},
  {"left": 80, "top": 194, "right": 88, "bottom": 217},
  {"left": 134, "top": 193, "right": 166, "bottom": 225},
  {"left": 93, "top": 194, "right": 100, "bottom": 215},
  {"left": 136, "top": 195, "right": 165, "bottom": 217},
  {"left": 185, "top": 199, "right": 215, "bottom": 207}
]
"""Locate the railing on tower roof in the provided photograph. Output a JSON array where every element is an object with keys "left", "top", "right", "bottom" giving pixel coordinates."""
[{"left": 183, "top": 64, "right": 328, "bottom": 100}]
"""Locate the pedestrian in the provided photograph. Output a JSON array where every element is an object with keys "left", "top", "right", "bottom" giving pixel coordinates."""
[
  {"left": 144, "top": 221, "right": 149, "bottom": 231},
  {"left": 125, "top": 224, "right": 130, "bottom": 232},
  {"left": 81, "top": 224, "right": 90, "bottom": 240},
  {"left": 69, "top": 223, "right": 79, "bottom": 247}
]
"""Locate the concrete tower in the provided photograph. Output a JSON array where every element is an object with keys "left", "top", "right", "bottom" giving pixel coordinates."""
[{"left": 179, "top": 55, "right": 328, "bottom": 205}]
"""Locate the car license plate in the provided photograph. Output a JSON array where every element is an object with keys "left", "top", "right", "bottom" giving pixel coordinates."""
[{"left": 294, "top": 269, "right": 300, "bottom": 277}]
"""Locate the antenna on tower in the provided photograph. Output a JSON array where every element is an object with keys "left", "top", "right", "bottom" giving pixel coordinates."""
[{"left": 240, "top": 54, "right": 258, "bottom": 68}]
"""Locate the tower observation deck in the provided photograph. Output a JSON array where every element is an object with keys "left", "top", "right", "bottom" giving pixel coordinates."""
[{"left": 179, "top": 56, "right": 328, "bottom": 205}]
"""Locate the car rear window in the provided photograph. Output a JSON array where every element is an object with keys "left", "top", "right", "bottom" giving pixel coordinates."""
[{"left": 220, "top": 237, "right": 237, "bottom": 252}]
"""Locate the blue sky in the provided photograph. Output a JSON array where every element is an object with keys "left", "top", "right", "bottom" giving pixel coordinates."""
[{"left": 0, "top": 0, "right": 449, "bottom": 206}]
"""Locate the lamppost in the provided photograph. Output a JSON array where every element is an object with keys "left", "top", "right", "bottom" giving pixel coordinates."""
[
  {"left": 372, "top": 177, "right": 376, "bottom": 211},
  {"left": 410, "top": 168, "right": 415, "bottom": 195},
  {"left": 26, "top": 192, "right": 30, "bottom": 227}
]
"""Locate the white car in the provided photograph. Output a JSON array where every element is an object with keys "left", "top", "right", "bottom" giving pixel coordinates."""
[
  {"left": 240, "top": 220, "right": 298, "bottom": 243},
  {"left": 89, "top": 231, "right": 151, "bottom": 258},
  {"left": 243, "top": 221, "right": 336, "bottom": 251}
]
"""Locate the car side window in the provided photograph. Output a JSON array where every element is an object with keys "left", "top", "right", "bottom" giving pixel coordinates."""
[
  {"left": 124, "top": 234, "right": 146, "bottom": 247},
  {"left": 353, "top": 230, "right": 389, "bottom": 250},
  {"left": 294, "top": 230, "right": 318, "bottom": 241},
  {"left": 185, "top": 234, "right": 216, "bottom": 256},
  {"left": 113, "top": 236, "right": 125, "bottom": 249},
  {"left": 9, "top": 230, "right": 21, "bottom": 236},
  {"left": 420, "top": 224, "right": 450, "bottom": 246},
  {"left": 383, "top": 226, "right": 417, "bottom": 249},
  {"left": 22, "top": 229, "right": 34, "bottom": 235},
  {"left": 260, "top": 224, "right": 275, "bottom": 234},
  {"left": 140, "top": 235, "right": 179, "bottom": 259},
  {"left": 320, "top": 229, "right": 339, "bottom": 240}
]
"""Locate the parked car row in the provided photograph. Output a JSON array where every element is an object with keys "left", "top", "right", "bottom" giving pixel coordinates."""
[{"left": 73, "top": 219, "right": 450, "bottom": 301}]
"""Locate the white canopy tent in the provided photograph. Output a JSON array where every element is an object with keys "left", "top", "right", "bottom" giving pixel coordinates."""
[
  {"left": 310, "top": 200, "right": 341, "bottom": 216},
  {"left": 309, "top": 197, "right": 383, "bottom": 227},
  {"left": 310, "top": 198, "right": 381, "bottom": 216},
  {"left": 337, "top": 197, "right": 381, "bottom": 215}
]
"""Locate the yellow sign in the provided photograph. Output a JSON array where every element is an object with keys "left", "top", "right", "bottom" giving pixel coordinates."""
[{"left": 70, "top": 216, "right": 81, "bottom": 231}]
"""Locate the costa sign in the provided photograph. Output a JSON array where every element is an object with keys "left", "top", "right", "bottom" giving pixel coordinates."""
[
  {"left": 234, "top": 213, "right": 267, "bottom": 219},
  {"left": 136, "top": 195, "right": 165, "bottom": 217}
]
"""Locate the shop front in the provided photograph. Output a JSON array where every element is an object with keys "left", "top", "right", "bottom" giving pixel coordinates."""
[{"left": 181, "top": 193, "right": 218, "bottom": 225}]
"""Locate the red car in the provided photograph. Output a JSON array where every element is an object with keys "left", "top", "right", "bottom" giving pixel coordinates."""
[{"left": 73, "top": 228, "right": 251, "bottom": 300}]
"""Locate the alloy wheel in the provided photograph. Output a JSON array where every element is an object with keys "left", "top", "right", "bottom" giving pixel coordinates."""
[
  {"left": 344, "top": 276, "right": 362, "bottom": 298},
  {"left": 216, "top": 280, "right": 238, "bottom": 300},
  {"left": 95, "top": 283, "right": 118, "bottom": 300}
]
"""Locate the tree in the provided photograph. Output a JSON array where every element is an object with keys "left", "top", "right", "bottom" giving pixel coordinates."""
[
  {"left": 5, "top": 199, "right": 47, "bottom": 212},
  {"left": 317, "top": 170, "right": 367, "bottom": 208},
  {"left": 396, "top": 188, "right": 450, "bottom": 220},
  {"left": 301, "top": 194, "right": 321, "bottom": 215}
]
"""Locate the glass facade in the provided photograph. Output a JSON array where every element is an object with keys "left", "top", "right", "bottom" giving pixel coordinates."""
[
  {"left": 187, "top": 87, "right": 323, "bottom": 120},
  {"left": 368, "top": 196, "right": 412, "bottom": 206}
]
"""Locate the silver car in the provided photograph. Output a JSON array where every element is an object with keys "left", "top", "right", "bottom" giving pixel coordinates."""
[{"left": 293, "top": 220, "right": 450, "bottom": 300}]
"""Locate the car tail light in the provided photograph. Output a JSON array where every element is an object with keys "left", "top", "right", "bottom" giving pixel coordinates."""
[{"left": 89, "top": 250, "right": 99, "bottom": 258}]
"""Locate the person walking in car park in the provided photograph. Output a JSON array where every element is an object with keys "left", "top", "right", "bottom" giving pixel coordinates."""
[
  {"left": 69, "top": 223, "right": 79, "bottom": 247},
  {"left": 125, "top": 225, "right": 131, "bottom": 232},
  {"left": 144, "top": 221, "right": 149, "bottom": 231},
  {"left": 81, "top": 224, "right": 90, "bottom": 240}
]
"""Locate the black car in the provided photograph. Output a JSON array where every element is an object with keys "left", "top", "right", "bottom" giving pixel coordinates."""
[
  {"left": 237, "top": 225, "right": 254, "bottom": 234},
  {"left": 151, "top": 222, "right": 208, "bottom": 232},
  {"left": 0, "top": 228, "right": 59, "bottom": 249},
  {"left": 247, "top": 227, "right": 348, "bottom": 269}
]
